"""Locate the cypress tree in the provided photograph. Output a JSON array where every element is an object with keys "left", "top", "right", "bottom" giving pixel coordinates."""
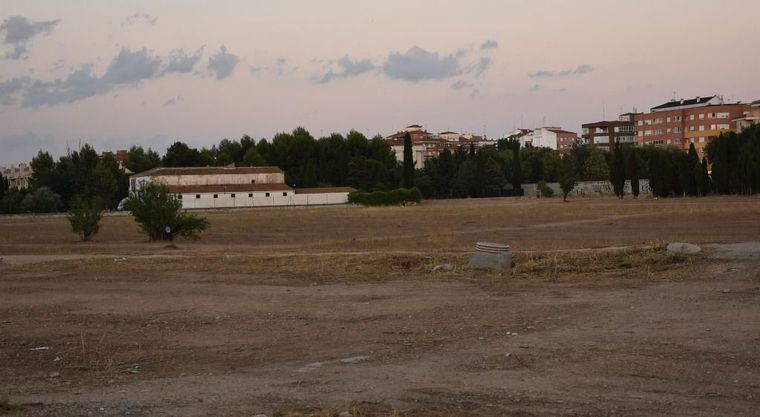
[
  {"left": 701, "top": 158, "right": 711, "bottom": 195},
  {"left": 402, "top": 132, "right": 415, "bottom": 188},
  {"left": 610, "top": 141, "right": 626, "bottom": 198},
  {"left": 627, "top": 148, "right": 640, "bottom": 198},
  {"left": 510, "top": 140, "right": 522, "bottom": 194}
]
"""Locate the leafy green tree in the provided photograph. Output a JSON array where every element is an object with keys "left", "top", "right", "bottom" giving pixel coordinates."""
[
  {"left": 125, "top": 146, "right": 160, "bottom": 173},
  {"left": 558, "top": 156, "right": 578, "bottom": 202},
  {"left": 20, "top": 187, "right": 63, "bottom": 213},
  {"left": 30, "top": 150, "right": 55, "bottom": 189},
  {"left": 402, "top": 132, "right": 415, "bottom": 188},
  {"left": 67, "top": 197, "right": 104, "bottom": 241},
  {"left": 242, "top": 147, "right": 267, "bottom": 166},
  {"left": 124, "top": 182, "right": 208, "bottom": 241},
  {"left": 163, "top": 141, "right": 201, "bottom": 167},
  {"left": 582, "top": 149, "right": 609, "bottom": 181}
]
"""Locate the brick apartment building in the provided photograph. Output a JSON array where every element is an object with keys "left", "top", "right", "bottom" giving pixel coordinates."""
[
  {"left": 633, "top": 95, "right": 750, "bottom": 156},
  {"left": 581, "top": 116, "right": 635, "bottom": 151}
]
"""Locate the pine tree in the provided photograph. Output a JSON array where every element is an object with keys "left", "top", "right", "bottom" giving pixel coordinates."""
[{"left": 402, "top": 132, "right": 415, "bottom": 189}]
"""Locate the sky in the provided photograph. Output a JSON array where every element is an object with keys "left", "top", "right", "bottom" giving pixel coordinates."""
[{"left": 1, "top": 0, "right": 759, "bottom": 165}]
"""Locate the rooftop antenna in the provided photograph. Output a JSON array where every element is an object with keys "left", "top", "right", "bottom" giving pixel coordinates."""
[{"left": 602, "top": 103, "right": 606, "bottom": 121}]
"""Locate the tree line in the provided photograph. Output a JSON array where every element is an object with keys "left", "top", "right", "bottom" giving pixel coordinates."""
[{"left": 1, "top": 124, "right": 759, "bottom": 214}]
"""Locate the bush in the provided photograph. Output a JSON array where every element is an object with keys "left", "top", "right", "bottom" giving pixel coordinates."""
[
  {"left": 19, "top": 187, "right": 62, "bottom": 213},
  {"left": 537, "top": 181, "right": 554, "bottom": 198},
  {"left": 67, "top": 197, "right": 104, "bottom": 241},
  {"left": 124, "top": 182, "right": 208, "bottom": 241},
  {"left": 348, "top": 187, "right": 423, "bottom": 206}
]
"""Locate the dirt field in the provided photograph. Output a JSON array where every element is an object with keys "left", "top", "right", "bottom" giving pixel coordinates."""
[{"left": 2, "top": 196, "right": 760, "bottom": 416}]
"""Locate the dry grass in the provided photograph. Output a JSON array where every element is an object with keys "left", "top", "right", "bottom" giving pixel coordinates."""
[
  {"left": 270, "top": 402, "right": 490, "bottom": 417},
  {"left": 3, "top": 243, "right": 699, "bottom": 285}
]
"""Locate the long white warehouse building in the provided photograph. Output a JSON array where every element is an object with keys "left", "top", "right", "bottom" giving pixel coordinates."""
[{"left": 130, "top": 166, "right": 355, "bottom": 209}]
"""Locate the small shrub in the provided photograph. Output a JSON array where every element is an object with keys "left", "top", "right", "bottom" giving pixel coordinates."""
[
  {"left": 537, "top": 181, "right": 554, "bottom": 198},
  {"left": 124, "top": 182, "right": 208, "bottom": 241},
  {"left": 67, "top": 197, "right": 104, "bottom": 241},
  {"left": 19, "top": 187, "right": 62, "bottom": 213},
  {"left": 348, "top": 187, "right": 423, "bottom": 206}
]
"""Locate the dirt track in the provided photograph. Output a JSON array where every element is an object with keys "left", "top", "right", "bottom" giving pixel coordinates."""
[{"left": 2, "top": 196, "right": 760, "bottom": 416}]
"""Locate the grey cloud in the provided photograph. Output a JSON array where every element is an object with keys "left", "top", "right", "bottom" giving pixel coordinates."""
[
  {"left": 163, "top": 47, "right": 204, "bottom": 75},
  {"left": 162, "top": 95, "right": 183, "bottom": 107},
  {"left": 529, "top": 64, "right": 595, "bottom": 78},
  {"left": 382, "top": 46, "right": 465, "bottom": 82},
  {"left": 529, "top": 84, "right": 541, "bottom": 92},
  {"left": 474, "top": 57, "right": 492, "bottom": 77},
  {"left": 11, "top": 46, "right": 209, "bottom": 108},
  {"left": 314, "top": 56, "right": 374, "bottom": 83},
  {"left": 0, "top": 77, "right": 30, "bottom": 104},
  {"left": 102, "top": 47, "right": 162, "bottom": 85},
  {"left": 207, "top": 45, "right": 239, "bottom": 80},
  {"left": 0, "top": 16, "right": 60, "bottom": 60},
  {"left": 21, "top": 65, "right": 110, "bottom": 107},
  {"left": 122, "top": 12, "right": 157, "bottom": 26},
  {"left": 450, "top": 80, "right": 474, "bottom": 90},
  {"left": 480, "top": 40, "right": 499, "bottom": 50}
]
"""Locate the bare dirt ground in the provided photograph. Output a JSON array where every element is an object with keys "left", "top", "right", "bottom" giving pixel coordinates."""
[{"left": 1, "top": 196, "right": 760, "bottom": 416}]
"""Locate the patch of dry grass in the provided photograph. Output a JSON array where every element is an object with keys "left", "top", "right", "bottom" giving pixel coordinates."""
[{"left": 2, "top": 243, "right": 699, "bottom": 285}]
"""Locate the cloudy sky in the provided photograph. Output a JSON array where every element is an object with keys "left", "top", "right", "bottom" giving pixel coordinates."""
[{"left": 1, "top": 0, "right": 759, "bottom": 165}]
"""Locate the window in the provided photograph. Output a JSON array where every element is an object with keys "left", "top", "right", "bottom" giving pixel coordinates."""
[
  {"left": 716, "top": 112, "right": 729, "bottom": 119},
  {"left": 644, "top": 119, "right": 653, "bottom": 125},
  {"left": 177, "top": 194, "right": 183, "bottom": 199},
  {"left": 699, "top": 114, "right": 705, "bottom": 119},
  {"left": 231, "top": 193, "right": 236, "bottom": 198},
  {"left": 699, "top": 125, "right": 705, "bottom": 131},
  {"left": 689, "top": 115, "right": 695, "bottom": 121},
  {"left": 594, "top": 136, "right": 610, "bottom": 144},
  {"left": 699, "top": 137, "right": 705, "bottom": 143},
  {"left": 196, "top": 194, "right": 201, "bottom": 199},
  {"left": 673, "top": 127, "right": 682, "bottom": 133},
  {"left": 213, "top": 194, "right": 218, "bottom": 198},
  {"left": 250, "top": 179, "right": 256, "bottom": 184},
  {"left": 654, "top": 118, "right": 664, "bottom": 124},
  {"left": 265, "top": 192, "right": 270, "bottom": 197},
  {"left": 248, "top": 193, "right": 253, "bottom": 197},
  {"left": 654, "top": 129, "right": 663, "bottom": 135},
  {"left": 674, "top": 116, "right": 682, "bottom": 121},
  {"left": 666, "top": 117, "right": 671, "bottom": 123},
  {"left": 282, "top": 192, "right": 288, "bottom": 196},
  {"left": 637, "top": 120, "right": 644, "bottom": 126},
  {"left": 717, "top": 124, "right": 730, "bottom": 130},
  {"left": 689, "top": 126, "right": 695, "bottom": 131}
]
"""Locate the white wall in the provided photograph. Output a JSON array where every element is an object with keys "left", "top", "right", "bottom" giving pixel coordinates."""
[{"left": 178, "top": 191, "right": 351, "bottom": 209}]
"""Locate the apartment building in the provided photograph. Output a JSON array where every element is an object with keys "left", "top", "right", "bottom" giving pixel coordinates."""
[
  {"left": 517, "top": 127, "right": 578, "bottom": 154},
  {"left": 733, "top": 100, "right": 760, "bottom": 131},
  {"left": 581, "top": 117, "right": 635, "bottom": 151},
  {"left": 633, "top": 95, "right": 750, "bottom": 156},
  {"left": 1, "top": 163, "right": 33, "bottom": 189},
  {"left": 386, "top": 124, "right": 494, "bottom": 168}
]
